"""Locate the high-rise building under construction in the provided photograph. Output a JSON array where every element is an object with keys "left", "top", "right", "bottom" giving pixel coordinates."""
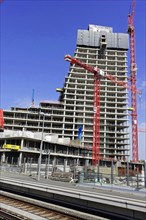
[{"left": 3, "top": 25, "right": 130, "bottom": 162}]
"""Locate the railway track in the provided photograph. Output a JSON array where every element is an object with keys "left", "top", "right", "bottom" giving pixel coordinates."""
[
  {"left": 0, "top": 209, "right": 23, "bottom": 220},
  {"left": 0, "top": 192, "right": 107, "bottom": 220},
  {"left": 0, "top": 194, "right": 82, "bottom": 220}
]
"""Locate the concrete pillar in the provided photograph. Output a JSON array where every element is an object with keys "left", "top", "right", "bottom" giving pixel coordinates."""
[
  {"left": 21, "top": 138, "right": 24, "bottom": 149},
  {"left": 111, "top": 160, "right": 114, "bottom": 184},
  {"left": 76, "top": 158, "right": 79, "bottom": 166},
  {"left": 64, "top": 159, "right": 67, "bottom": 172},
  {"left": 85, "top": 159, "right": 89, "bottom": 167},
  {"left": 126, "top": 161, "right": 129, "bottom": 186},
  {"left": 79, "top": 172, "right": 84, "bottom": 183},
  {"left": 78, "top": 148, "right": 79, "bottom": 156},
  {"left": 23, "top": 157, "right": 26, "bottom": 173},
  {"left": 52, "top": 158, "right": 56, "bottom": 173},
  {"left": 73, "top": 159, "right": 76, "bottom": 179},
  {"left": 139, "top": 168, "right": 145, "bottom": 187},
  {"left": 11, "top": 157, "right": 14, "bottom": 165},
  {"left": 5, "top": 157, "right": 8, "bottom": 165},
  {"left": 84, "top": 159, "right": 88, "bottom": 179},
  {"left": 45, "top": 153, "right": 50, "bottom": 179},
  {"left": 29, "top": 158, "right": 32, "bottom": 175},
  {"left": 54, "top": 145, "right": 56, "bottom": 153},
  {"left": 2, "top": 152, "right": 5, "bottom": 163},
  {"left": 53, "top": 158, "right": 56, "bottom": 166},
  {"left": 18, "top": 152, "right": 22, "bottom": 166}
]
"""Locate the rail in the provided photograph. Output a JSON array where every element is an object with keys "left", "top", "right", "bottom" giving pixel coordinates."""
[{"left": 0, "top": 209, "right": 24, "bottom": 220}]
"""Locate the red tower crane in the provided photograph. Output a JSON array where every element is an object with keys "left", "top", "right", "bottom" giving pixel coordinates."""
[
  {"left": 128, "top": 0, "right": 139, "bottom": 162},
  {"left": 65, "top": 55, "right": 140, "bottom": 165},
  {"left": 0, "top": 109, "right": 4, "bottom": 132}
]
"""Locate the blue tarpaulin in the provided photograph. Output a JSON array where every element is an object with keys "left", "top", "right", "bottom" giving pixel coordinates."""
[{"left": 78, "top": 126, "right": 83, "bottom": 141}]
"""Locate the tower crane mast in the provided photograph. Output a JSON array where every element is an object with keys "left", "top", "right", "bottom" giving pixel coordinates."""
[
  {"left": 0, "top": 109, "right": 4, "bottom": 132},
  {"left": 65, "top": 55, "right": 101, "bottom": 165},
  {"left": 128, "top": 0, "right": 138, "bottom": 162}
]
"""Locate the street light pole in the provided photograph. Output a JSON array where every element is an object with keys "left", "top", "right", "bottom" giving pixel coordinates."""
[{"left": 37, "top": 113, "right": 45, "bottom": 181}]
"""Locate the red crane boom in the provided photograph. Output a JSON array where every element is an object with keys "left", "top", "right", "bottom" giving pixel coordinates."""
[
  {"left": 65, "top": 55, "right": 140, "bottom": 94},
  {"left": 128, "top": 0, "right": 138, "bottom": 162},
  {"left": 65, "top": 55, "right": 140, "bottom": 165}
]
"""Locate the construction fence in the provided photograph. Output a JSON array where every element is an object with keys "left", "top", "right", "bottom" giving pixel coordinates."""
[{"left": 0, "top": 157, "right": 146, "bottom": 189}]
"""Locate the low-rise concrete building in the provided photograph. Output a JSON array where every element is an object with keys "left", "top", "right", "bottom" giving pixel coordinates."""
[{"left": 0, "top": 130, "right": 91, "bottom": 169}]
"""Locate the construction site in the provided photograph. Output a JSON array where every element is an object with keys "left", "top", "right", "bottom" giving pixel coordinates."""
[{"left": 0, "top": 0, "right": 146, "bottom": 187}]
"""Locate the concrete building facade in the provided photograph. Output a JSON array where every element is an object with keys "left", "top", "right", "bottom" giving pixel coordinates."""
[
  {"left": 2, "top": 25, "right": 130, "bottom": 163},
  {"left": 0, "top": 130, "right": 90, "bottom": 170}
]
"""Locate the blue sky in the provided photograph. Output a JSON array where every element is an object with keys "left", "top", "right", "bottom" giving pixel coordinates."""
[{"left": 0, "top": 0, "right": 146, "bottom": 159}]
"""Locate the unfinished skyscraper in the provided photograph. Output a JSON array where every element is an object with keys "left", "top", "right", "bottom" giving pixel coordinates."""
[{"left": 3, "top": 25, "right": 130, "bottom": 163}]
